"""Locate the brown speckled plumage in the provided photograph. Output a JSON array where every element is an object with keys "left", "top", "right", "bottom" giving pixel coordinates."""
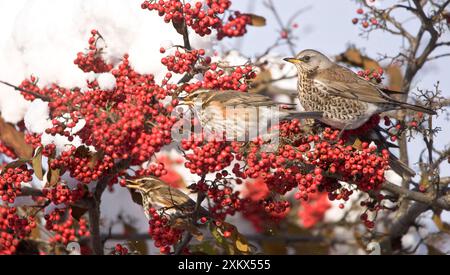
[
  {"left": 126, "top": 176, "right": 208, "bottom": 220},
  {"left": 285, "top": 49, "right": 436, "bottom": 130}
]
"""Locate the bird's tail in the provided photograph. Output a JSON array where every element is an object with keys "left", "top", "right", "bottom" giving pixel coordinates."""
[
  {"left": 397, "top": 101, "right": 436, "bottom": 115},
  {"left": 363, "top": 126, "right": 416, "bottom": 178},
  {"left": 388, "top": 154, "right": 416, "bottom": 178}
]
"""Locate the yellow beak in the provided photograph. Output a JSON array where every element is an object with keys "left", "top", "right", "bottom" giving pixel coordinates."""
[
  {"left": 125, "top": 180, "right": 142, "bottom": 190},
  {"left": 283, "top": 57, "right": 302, "bottom": 64}
]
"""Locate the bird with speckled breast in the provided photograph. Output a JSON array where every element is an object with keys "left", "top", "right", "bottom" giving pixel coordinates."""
[
  {"left": 284, "top": 49, "right": 436, "bottom": 131},
  {"left": 126, "top": 176, "right": 209, "bottom": 220}
]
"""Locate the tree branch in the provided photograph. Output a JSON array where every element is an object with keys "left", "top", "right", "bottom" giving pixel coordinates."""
[
  {"left": 0, "top": 80, "right": 51, "bottom": 102},
  {"left": 88, "top": 160, "right": 130, "bottom": 255},
  {"left": 174, "top": 191, "right": 206, "bottom": 255},
  {"left": 383, "top": 182, "right": 450, "bottom": 210},
  {"left": 380, "top": 202, "right": 430, "bottom": 254}
]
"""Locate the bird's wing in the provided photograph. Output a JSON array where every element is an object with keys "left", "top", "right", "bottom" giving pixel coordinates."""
[
  {"left": 209, "top": 91, "right": 296, "bottom": 108},
  {"left": 314, "top": 65, "right": 392, "bottom": 104},
  {"left": 159, "top": 186, "right": 197, "bottom": 210}
]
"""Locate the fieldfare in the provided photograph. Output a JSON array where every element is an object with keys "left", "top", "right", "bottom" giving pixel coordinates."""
[{"left": 284, "top": 49, "right": 436, "bottom": 131}]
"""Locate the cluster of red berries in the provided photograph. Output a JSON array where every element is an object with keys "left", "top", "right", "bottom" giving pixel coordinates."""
[
  {"left": 241, "top": 120, "right": 389, "bottom": 202},
  {"left": 207, "top": 178, "right": 242, "bottom": 221},
  {"left": 42, "top": 184, "right": 87, "bottom": 206},
  {"left": 46, "top": 146, "right": 114, "bottom": 184},
  {"left": 217, "top": 12, "right": 252, "bottom": 40},
  {"left": 142, "top": 0, "right": 251, "bottom": 39},
  {"left": 17, "top": 76, "right": 41, "bottom": 101},
  {"left": 297, "top": 192, "right": 331, "bottom": 229},
  {"left": 120, "top": 162, "right": 167, "bottom": 187},
  {"left": 21, "top": 35, "right": 180, "bottom": 187},
  {"left": 0, "top": 165, "right": 34, "bottom": 203},
  {"left": 25, "top": 134, "right": 45, "bottom": 152},
  {"left": 383, "top": 116, "right": 406, "bottom": 142},
  {"left": 385, "top": 112, "right": 425, "bottom": 143},
  {"left": 357, "top": 68, "right": 384, "bottom": 84},
  {"left": 181, "top": 136, "right": 239, "bottom": 175},
  {"left": 0, "top": 142, "right": 17, "bottom": 159},
  {"left": 147, "top": 208, "right": 183, "bottom": 255},
  {"left": 112, "top": 244, "right": 129, "bottom": 255},
  {"left": 183, "top": 65, "right": 255, "bottom": 93},
  {"left": 161, "top": 48, "right": 209, "bottom": 74},
  {"left": 241, "top": 178, "right": 290, "bottom": 232},
  {"left": 262, "top": 200, "right": 290, "bottom": 216},
  {"left": 201, "top": 65, "right": 255, "bottom": 91},
  {"left": 157, "top": 155, "right": 185, "bottom": 188},
  {"left": 0, "top": 207, "right": 35, "bottom": 255},
  {"left": 45, "top": 209, "right": 90, "bottom": 245},
  {"left": 352, "top": 8, "right": 379, "bottom": 29},
  {"left": 74, "top": 30, "right": 113, "bottom": 73}
]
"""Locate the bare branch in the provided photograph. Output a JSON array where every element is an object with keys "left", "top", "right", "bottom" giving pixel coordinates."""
[
  {"left": 0, "top": 80, "right": 51, "bottom": 102},
  {"left": 427, "top": 52, "right": 450, "bottom": 61},
  {"left": 88, "top": 160, "right": 130, "bottom": 255},
  {"left": 265, "top": 0, "right": 297, "bottom": 56},
  {"left": 383, "top": 182, "right": 450, "bottom": 210}
]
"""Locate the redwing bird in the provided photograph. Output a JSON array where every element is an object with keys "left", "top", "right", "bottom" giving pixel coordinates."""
[
  {"left": 183, "top": 89, "right": 323, "bottom": 141},
  {"left": 126, "top": 177, "right": 209, "bottom": 220}
]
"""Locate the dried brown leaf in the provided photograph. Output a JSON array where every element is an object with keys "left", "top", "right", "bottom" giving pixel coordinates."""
[
  {"left": 0, "top": 116, "right": 33, "bottom": 159},
  {"left": 32, "top": 147, "right": 44, "bottom": 180},
  {"left": 245, "top": 13, "right": 267, "bottom": 27}
]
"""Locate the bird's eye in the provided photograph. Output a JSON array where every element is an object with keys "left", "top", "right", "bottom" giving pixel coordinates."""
[{"left": 303, "top": 56, "right": 311, "bottom": 62}]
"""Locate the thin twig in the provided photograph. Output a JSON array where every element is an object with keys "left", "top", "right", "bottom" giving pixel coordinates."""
[{"left": 0, "top": 80, "right": 51, "bottom": 102}]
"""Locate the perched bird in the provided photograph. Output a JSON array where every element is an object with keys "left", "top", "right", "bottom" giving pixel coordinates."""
[
  {"left": 126, "top": 177, "right": 208, "bottom": 220},
  {"left": 284, "top": 49, "right": 436, "bottom": 130},
  {"left": 183, "top": 89, "right": 323, "bottom": 141}
]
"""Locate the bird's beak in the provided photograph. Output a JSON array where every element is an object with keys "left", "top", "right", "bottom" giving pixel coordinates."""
[
  {"left": 125, "top": 180, "right": 142, "bottom": 190},
  {"left": 283, "top": 57, "right": 301, "bottom": 64}
]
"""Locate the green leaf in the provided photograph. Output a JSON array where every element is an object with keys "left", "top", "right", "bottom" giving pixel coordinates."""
[
  {"left": 210, "top": 222, "right": 253, "bottom": 255},
  {"left": 209, "top": 223, "right": 236, "bottom": 255},
  {"left": 32, "top": 147, "right": 44, "bottom": 180},
  {"left": 210, "top": 223, "right": 226, "bottom": 246}
]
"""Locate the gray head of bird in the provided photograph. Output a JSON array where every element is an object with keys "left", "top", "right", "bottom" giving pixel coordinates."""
[
  {"left": 284, "top": 49, "right": 333, "bottom": 71},
  {"left": 181, "top": 89, "right": 210, "bottom": 108},
  {"left": 126, "top": 177, "right": 164, "bottom": 194}
]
